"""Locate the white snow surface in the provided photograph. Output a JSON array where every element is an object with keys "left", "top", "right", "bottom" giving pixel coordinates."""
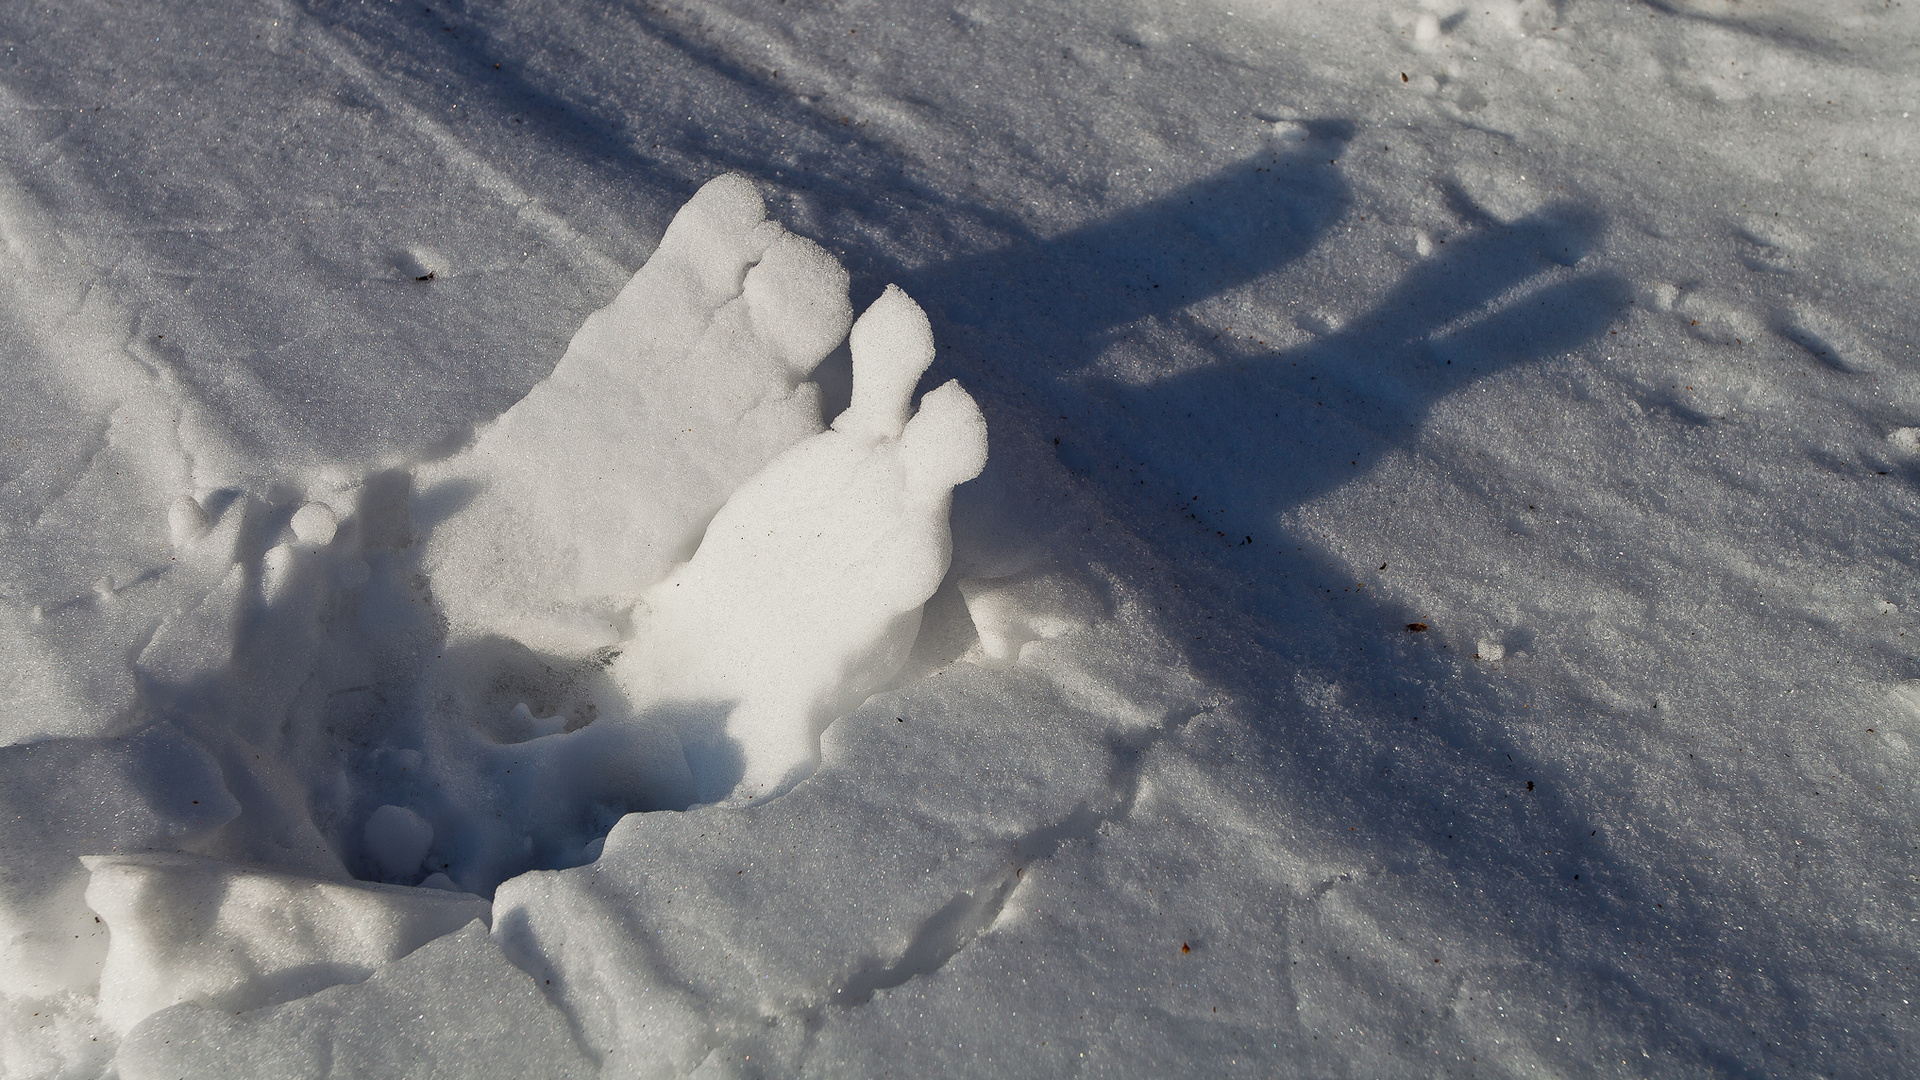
[{"left": 1, "top": 0, "right": 1918, "bottom": 1076}]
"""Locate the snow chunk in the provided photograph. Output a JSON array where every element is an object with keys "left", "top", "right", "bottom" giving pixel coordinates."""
[
  {"left": 116, "top": 922, "right": 590, "bottom": 1080},
  {"left": 0, "top": 729, "right": 235, "bottom": 1001},
  {"left": 84, "top": 853, "right": 488, "bottom": 1034},
  {"left": 166, "top": 495, "right": 210, "bottom": 547}
]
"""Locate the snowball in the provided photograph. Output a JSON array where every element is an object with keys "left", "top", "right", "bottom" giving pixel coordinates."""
[
  {"left": 289, "top": 501, "right": 338, "bottom": 546},
  {"left": 419, "top": 172, "right": 853, "bottom": 655},
  {"left": 362, "top": 805, "right": 434, "bottom": 882}
]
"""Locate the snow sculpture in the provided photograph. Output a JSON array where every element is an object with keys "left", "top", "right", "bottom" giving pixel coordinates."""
[
  {"left": 419, "top": 173, "right": 854, "bottom": 655},
  {"left": 409, "top": 179, "right": 986, "bottom": 889},
  {"left": 610, "top": 284, "right": 988, "bottom": 798}
]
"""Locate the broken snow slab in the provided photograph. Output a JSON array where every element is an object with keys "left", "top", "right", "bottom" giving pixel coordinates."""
[
  {"left": 491, "top": 637, "right": 1211, "bottom": 1076},
  {"left": 115, "top": 921, "right": 590, "bottom": 1080},
  {"left": 84, "top": 853, "right": 488, "bottom": 1035}
]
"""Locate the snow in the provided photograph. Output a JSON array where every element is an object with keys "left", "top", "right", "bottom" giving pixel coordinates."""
[
  {"left": 84, "top": 853, "right": 490, "bottom": 1035},
  {"left": 418, "top": 173, "right": 850, "bottom": 657},
  {"left": 115, "top": 922, "right": 593, "bottom": 1080},
  {"left": 2, "top": 0, "right": 1919, "bottom": 1075}
]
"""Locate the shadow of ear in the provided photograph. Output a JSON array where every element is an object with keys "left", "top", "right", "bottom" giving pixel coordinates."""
[
  {"left": 1430, "top": 271, "right": 1634, "bottom": 363},
  {"left": 895, "top": 133, "right": 1354, "bottom": 355},
  {"left": 354, "top": 469, "right": 416, "bottom": 551}
]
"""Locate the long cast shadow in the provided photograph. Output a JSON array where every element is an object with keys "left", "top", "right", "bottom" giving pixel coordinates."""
[
  {"left": 853, "top": 135, "right": 1831, "bottom": 1068},
  {"left": 1113, "top": 196, "right": 1625, "bottom": 520},
  {"left": 897, "top": 124, "right": 1356, "bottom": 347},
  {"left": 888, "top": 154, "right": 1627, "bottom": 535},
  {"left": 879, "top": 146, "right": 1855, "bottom": 1068}
]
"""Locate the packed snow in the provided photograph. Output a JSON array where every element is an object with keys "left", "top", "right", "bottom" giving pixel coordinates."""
[{"left": 2, "top": 0, "right": 1919, "bottom": 1076}]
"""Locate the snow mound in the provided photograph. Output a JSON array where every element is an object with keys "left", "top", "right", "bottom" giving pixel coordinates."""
[{"left": 6, "top": 0, "right": 1920, "bottom": 1072}]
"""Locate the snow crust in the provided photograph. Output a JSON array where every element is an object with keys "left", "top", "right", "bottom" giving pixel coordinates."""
[
  {"left": 2, "top": 0, "right": 1920, "bottom": 1076},
  {"left": 84, "top": 853, "right": 490, "bottom": 1035}
]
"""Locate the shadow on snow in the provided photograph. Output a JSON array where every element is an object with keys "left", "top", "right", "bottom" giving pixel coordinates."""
[{"left": 289, "top": 6, "right": 1815, "bottom": 1067}]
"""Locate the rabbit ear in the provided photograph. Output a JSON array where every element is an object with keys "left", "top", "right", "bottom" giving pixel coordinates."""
[
  {"left": 900, "top": 380, "right": 988, "bottom": 497},
  {"left": 650, "top": 173, "right": 780, "bottom": 297},
  {"left": 833, "top": 285, "right": 935, "bottom": 440},
  {"left": 743, "top": 232, "right": 851, "bottom": 380}
]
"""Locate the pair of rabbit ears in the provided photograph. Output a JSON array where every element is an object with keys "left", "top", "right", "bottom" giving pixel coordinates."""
[
  {"left": 666, "top": 175, "right": 986, "bottom": 492},
  {"left": 834, "top": 285, "right": 988, "bottom": 494}
]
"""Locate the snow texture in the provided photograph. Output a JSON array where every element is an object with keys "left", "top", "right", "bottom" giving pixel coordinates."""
[{"left": 2, "top": 0, "right": 1920, "bottom": 1076}]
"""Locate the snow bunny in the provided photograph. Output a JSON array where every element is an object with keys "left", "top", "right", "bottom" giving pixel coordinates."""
[{"left": 607, "top": 284, "right": 988, "bottom": 800}]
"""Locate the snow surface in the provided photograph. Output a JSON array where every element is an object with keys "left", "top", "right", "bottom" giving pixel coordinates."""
[{"left": 2, "top": 0, "right": 1919, "bottom": 1076}]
